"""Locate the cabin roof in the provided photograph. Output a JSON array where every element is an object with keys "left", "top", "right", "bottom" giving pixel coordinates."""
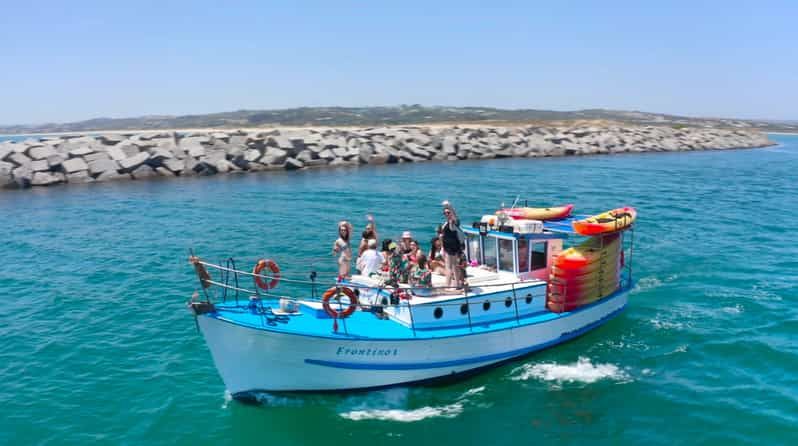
[
  {"left": 462, "top": 215, "right": 591, "bottom": 239},
  {"left": 542, "top": 215, "right": 590, "bottom": 235}
]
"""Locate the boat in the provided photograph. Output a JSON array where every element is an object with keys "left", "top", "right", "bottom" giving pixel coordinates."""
[
  {"left": 496, "top": 204, "right": 574, "bottom": 221},
  {"left": 187, "top": 206, "right": 636, "bottom": 397},
  {"left": 572, "top": 207, "right": 637, "bottom": 235}
]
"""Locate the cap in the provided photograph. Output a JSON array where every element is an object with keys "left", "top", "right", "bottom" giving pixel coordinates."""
[
  {"left": 402, "top": 231, "right": 412, "bottom": 238},
  {"left": 388, "top": 242, "right": 398, "bottom": 251},
  {"left": 367, "top": 239, "right": 377, "bottom": 248}
]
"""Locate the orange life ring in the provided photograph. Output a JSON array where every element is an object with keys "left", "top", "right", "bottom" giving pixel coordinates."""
[
  {"left": 322, "top": 286, "right": 359, "bottom": 319},
  {"left": 253, "top": 259, "right": 280, "bottom": 290}
]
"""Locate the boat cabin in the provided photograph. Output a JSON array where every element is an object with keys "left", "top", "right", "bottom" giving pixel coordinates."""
[{"left": 462, "top": 222, "right": 565, "bottom": 282}]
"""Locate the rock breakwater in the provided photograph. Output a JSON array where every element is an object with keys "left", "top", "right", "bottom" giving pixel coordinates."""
[{"left": 0, "top": 124, "right": 774, "bottom": 190}]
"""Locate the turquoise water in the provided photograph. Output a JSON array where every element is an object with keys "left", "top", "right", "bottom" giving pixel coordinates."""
[{"left": 2, "top": 135, "right": 797, "bottom": 445}]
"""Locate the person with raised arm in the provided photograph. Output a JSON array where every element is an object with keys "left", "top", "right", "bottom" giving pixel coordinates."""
[{"left": 357, "top": 214, "right": 378, "bottom": 257}]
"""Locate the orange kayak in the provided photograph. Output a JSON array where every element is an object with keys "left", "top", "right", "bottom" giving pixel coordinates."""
[
  {"left": 497, "top": 204, "right": 573, "bottom": 221},
  {"left": 572, "top": 207, "right": 637, "bottom": 236}
]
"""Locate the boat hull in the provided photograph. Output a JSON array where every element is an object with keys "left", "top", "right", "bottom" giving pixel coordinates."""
[{"left": 197, "top": 291, "right": 628, "bottom": 394}]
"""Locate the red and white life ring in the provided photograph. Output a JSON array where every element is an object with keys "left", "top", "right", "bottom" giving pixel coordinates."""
[
  {"left": 253, "top": 259, "right": 280, "bottom": 290},
  {"left": 322, "top": 286, "right": 359, "bottom": 319}
]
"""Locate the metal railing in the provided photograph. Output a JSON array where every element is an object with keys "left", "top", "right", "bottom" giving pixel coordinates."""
[{"left": 188, "top": 228, "right": 635, "bottom": 335}]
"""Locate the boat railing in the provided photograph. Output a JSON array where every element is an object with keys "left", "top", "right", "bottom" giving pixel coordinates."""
[
  {"left": 188, "top": 226, "right": 634, "bottom": 334},
  {"left": 189, "top": 255, "right": 555, "bottom": 335}
]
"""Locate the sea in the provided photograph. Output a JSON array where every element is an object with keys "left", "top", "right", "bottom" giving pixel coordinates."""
[{"left": 1, "top": 134, "right": 796, "bottom": 445}]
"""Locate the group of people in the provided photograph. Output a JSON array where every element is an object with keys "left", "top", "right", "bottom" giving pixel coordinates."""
[{"left": 332, "top": 201, "right": 466, "bottom": 290}]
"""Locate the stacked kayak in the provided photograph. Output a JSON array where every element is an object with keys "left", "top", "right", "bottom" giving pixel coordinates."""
[
  {"left": 547, "top": 234, "right": 621, "bottom": 312},
  {"left": 572, "top": 207, "right": 636, "bottom": 235},
  {"left": 496, "top": 204, "right": 573, "bottom": 221}
]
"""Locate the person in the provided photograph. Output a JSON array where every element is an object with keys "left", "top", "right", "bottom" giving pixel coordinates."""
[
  {"left": 405, "top": 239, "right": 421, "bottom": 265},
  {"left": 332, "top": 220, "right": 353, "bottom": 281},
  {"left": 357, "top": 238, "right": 384, "bottom": 277},
  {"left": 411, "top": 254, "right": 432, "bottom": 288},
  {"left": 386, "top": 242, "right": 409, "bottom": 287},
  {"left": 428, "top": 236, "right": 445, "bottom": 274},
  {"left": 380, "top": 238, "right": 393, "bottom": 271},
  {"left": 398, "top": 231, "right": 414, "bottom": 254},
  {"left": 357, "top": 214, "right": 378, "bottom": 257},
  {"left": 441, "top": 201, "right": 465, "bottom": 288}
]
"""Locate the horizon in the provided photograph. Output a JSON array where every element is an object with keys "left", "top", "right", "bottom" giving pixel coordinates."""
[
  {"left": 2, "top": 1, "right": 796, "bottom": 124},
  {"left": 2, "top": 104, "right": 796, "bottom": 130}
]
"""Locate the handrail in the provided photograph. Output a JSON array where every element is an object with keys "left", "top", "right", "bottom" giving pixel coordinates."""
[{"left": 195, "top": 259, "right": 547, "bottom": 292}]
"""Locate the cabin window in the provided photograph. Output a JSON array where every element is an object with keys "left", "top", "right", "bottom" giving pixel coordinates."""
[
  {"left": 498, "top": 239, "right": 515, "bottom": 272},
  {"left": 531, "top": 242, "right": 548, "bottom": 270},
  {"left": 434, "top": 307, "right": 443, "bottom": 319},
  {"left": 483, "top": 237, "right": 498, "bottom": 269},
  {"left": 466, "top": 234, "right": 481, "bottom": 264},
  {"left": 517, "top": 239, "right": 530, "bottom": 272}
]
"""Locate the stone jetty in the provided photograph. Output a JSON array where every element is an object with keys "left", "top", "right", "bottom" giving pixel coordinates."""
[{"left": 0, "top": 124, "right": 774, "bottom": 190}]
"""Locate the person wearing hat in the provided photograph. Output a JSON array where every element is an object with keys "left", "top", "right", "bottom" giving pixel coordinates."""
[
  {"left": 332, "top": 220, "right": 353, "bottom": 281},
  {"left": 398, "top": 231, "right": 414, "bottom": 255},
  {"left": 357, "top": 238, "right": 384, "bottom": 277}
]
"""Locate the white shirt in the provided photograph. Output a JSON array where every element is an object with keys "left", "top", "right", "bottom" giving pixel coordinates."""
[{"left": 357, "top": 249, "right": 384, "bottom": 277}]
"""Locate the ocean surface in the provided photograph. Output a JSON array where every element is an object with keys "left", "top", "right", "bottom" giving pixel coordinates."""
[{"left": 1, "top": 135, "right": 797, "bottom": 445}]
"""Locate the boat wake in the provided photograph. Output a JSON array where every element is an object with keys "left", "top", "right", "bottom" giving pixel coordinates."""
[
  {"left": 338, "top": 386, "right": 485, "bottom": 422},
  {"left": 510, "top": 357, "right": 631, "bottom": 386}
]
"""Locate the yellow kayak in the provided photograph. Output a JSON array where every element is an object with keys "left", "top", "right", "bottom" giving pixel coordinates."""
[
  {"left": 572, "top": 207, "right": 637, "bottom": 235},
  {"left": 554, "top": 234, "right": 620, "bottom": 269},
  {"left": 497, "top": 204, "right": 573, "bottom": 221}
]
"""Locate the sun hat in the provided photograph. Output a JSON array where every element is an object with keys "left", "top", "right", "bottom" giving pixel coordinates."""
[{"left": 402, "top": 231, "right": 412, "bottom": 239}]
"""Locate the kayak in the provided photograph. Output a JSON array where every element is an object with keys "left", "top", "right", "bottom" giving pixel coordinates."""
[
  {"left": 547, "top": 278, "right": 620, "bottom": 304},
  {"left": 553, "top": 235, "right": 620, "bottom": 269},
  {"left": 572, "top": 207, "right": 637, "bottom": 236},
  {"left": 546, "top": 283, "right": 620, "bottom": 312},
  {"left": 551, "top": 264, "right": 619, "bottom": 285},
  {"left": 497, "top": 204, "right": 574, "bottom": 221}
]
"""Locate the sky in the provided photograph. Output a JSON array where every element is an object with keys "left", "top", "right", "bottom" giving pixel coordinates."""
[{"left": 1, "top": 0, "right": 796, "bottom": 125}]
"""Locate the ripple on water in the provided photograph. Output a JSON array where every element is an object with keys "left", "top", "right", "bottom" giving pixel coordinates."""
[
  {"left": 337, "top": 386, "right": 486, "bottom": 422},
  {"left": 509, "top": 357, "right": 632, "bottom": 387}
]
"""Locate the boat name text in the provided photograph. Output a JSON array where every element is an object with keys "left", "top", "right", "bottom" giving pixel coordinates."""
[{"left": 336, "top": 347, "right": 398, "bottom": 357}]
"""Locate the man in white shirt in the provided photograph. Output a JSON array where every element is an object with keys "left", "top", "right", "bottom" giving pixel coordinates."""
[{"left": 357, "top": 239, "right": 384, "bottom": 277}]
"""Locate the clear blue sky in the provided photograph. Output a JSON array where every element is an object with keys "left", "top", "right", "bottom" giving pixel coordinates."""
[{"left": 1, "top": 0, "right": 796, "bottom": 124}]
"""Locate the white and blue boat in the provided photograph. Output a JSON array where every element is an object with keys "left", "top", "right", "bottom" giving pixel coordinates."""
[{"left": 188, "top": 210, "right": 635, "bottom": 398}]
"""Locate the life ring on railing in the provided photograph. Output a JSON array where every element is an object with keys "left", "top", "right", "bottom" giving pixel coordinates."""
[
  {"left": 322, "top": 286, "right": 359, "bottom": 319},
  {"left": 253, "top": 259, "right": 280, "bottom": 290}
]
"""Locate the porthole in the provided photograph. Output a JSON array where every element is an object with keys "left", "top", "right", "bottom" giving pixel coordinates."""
[
  {"left": 381, "top": 297, "right": 389, "bottom": 306},
  {"left": 434, "top": 307, "right": 443, "bottom": 319},
  {"left": 483, "top": 301, "right": 491, "bottom": 311},
  {"left": 525, "top": 294, "right": 533, "bottom": 304},
  {"left": 460, "top": 303, "right": 469, "bottom": 315},
  {"left": 505, "top": 297, "right": 513, "bottom": 307}
]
